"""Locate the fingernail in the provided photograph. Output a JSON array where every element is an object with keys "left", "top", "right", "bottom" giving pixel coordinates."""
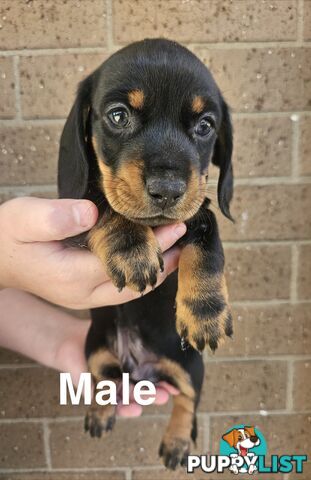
[
  {"left": 72, "top": 202, "right": 93, "bottom": 228},
  {"left": 174, "top": 223, "right": 187, "bottom": 238}
]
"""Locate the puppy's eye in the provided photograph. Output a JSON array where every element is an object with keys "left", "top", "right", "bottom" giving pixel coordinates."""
[
  {"left": 108, "top": 108, "right": 130, "bottom": 128},
  {"left": 195, "top": 115, "right": 214, "bottom": 137}
]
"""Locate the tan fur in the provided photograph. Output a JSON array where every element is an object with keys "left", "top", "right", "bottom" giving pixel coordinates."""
[
  {"left": 157, "top": 358, "right": 195, "bottom": 463},
  {"left": 88, "top": 348, "right": 120, "bottom": 381},
  {"left": 192, "top": 95, "right": 205, "bottom": 114},
  {"left": 172, "top": 167, "right": 206, "bottom": 221},
  {"left": 162, "top": 394, "right": 194, "bottom": 445},
  {"left": 86, "top": 348, "right": 120, "bottom": 435},
  {"left": 88, "top": 212, "right": 162, "bottom": 292},
  {"left": 128, "top": 89, "right": 145, "bottom": 109},
  {"left": 176, "top": 244, "right": 230, "bottom": 350},
  {"left": 157, "top": 358, "right": 195, "bottom": 400},
  {"left": 92, "top": 134, "right": 206, "bottom": 223}
]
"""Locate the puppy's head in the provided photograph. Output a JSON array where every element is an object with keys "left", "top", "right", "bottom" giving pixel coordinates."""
[
  {"left": 58, "top": 39, "right": 233, "bottom": 224},
  {"left": 222, "top": 426, "right": 260, "bottom": 454}
]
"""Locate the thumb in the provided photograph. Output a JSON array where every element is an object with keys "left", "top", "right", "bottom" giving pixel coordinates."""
[{"left": 3, "top": 197, "right": 98, "bottom": 242}]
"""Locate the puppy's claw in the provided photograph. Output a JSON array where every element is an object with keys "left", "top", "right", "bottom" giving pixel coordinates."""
[
  {"left": 180, "top": 337, "right": 190, "bottom": 351},
  {"left": 159, "top": 438, "right": 190, "bottom": 470},
  {"left": 158, "top": 254, "right": 164, "bottom": 273},
  {"left": 84, "top": 410, "right": 116, "bottom": 438}
]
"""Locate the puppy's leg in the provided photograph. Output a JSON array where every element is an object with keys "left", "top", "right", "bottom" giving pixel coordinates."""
[
  {"left": 88, "top": 210, "right": 163, "bottom": 293},
  {"left": 85, "top": 348, "right": 121, "bottom": 438},
  {"left": 157, "top": 359, "right": 196, "bottom": 469},
  {"left": 176, "top": 206, "right": 232, "bottom": 352}
]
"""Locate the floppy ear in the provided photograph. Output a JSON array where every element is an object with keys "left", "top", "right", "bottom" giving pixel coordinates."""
[
  {"left": 58, "top": 77, "right": 93, "bottom": 199},
  {"left": 222, "top": 429, "right": 236, "bottom": 447},
  {"left": 212, "top": 99, "right": 234, "bottom": 221}
]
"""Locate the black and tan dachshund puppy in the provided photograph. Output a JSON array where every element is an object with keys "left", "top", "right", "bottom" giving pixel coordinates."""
[{"left": 58, "top": 38, "right": 233, "bottom": 469}]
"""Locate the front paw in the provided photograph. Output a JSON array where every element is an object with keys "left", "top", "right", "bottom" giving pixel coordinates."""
[
  {"left": 89, "top": 223, "right": 163, "bottom": 293},
  {"left": 176, "top": 280, "right": 232, "bottom": 352},
  {"left": 107, "top": 238, "right": 163, "bottom": 293},
  {"left": 84, "top": 407, "right": 116, "bottom": 438},
  {"left": 159, "top": 437, "right": 190, "bottom": 470}
]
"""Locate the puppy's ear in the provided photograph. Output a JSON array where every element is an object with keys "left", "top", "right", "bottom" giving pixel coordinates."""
[
  {"left": 222, "top": 429, "right": 236, "bottom": 447},
  {"left": 58, "top": 77, "right": 93, "bottom": 199},
  {"left": 212, "top": 99, "right": 234, "bottom": 221}
]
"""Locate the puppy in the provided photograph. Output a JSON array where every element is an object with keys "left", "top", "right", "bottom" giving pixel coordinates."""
[
  {"left": 222, "top": 426, "right": 260, "bottom": 474},
  {"left": 58, "top": 38, "right": 234, "bottom": 469}
]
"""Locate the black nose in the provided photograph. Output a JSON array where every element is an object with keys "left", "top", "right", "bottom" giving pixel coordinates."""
[
  {"left": 146, "top": 178, "right": 187, "bottom": 209},
  {"left": 250, "top": 435, "right": 258, "bottom": 443}
]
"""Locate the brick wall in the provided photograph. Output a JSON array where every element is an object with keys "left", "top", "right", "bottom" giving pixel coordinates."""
[{"left": 0, "top": 1, "right": 310, "bottom": 479}]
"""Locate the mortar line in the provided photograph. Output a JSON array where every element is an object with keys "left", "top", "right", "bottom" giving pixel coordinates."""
[
  {"left": 0, "top": 47, "right": 107, "bottom": 57},
  {"left": 231, "top": 299, "right": 311, "bottom": 306},
  {"left": 125, "top": 469, "right": 132, "bottom": 480},
  {"left": 0, "top": 467, "right": 132, "bottom": 473},
  {"left": 120, "top": 466, "right": 166, "bottom": 472},
  {"left": 0, "top": 118, "right": 66, "bottom": 125},
  {"left": 205, "top": 354, "right": 311, "bottom": 363},
  {"left": 290, "top": 244, "right": 299, "bottom": 303},
  {"left": 0, "top": 363, "right": 41, "bottom": 370},
  {"left": 224, "top": 239, "right": 311, "bottom": 247},
  {"left": 297, "top": 0, "right": 304, "bottom": 44},
  {"left": 234, "top": 176, "right": 311, "bottom": 185},
  {"left": 42, "top": 420, "right": 52, "bottom": 470},
  {"left": 203, "top": 413, "right": 210, "bottom": 452},
  {"left": 12, "top": 56, "right": 21, "bottom": 120},
  {"left": 1, "top": 111, "right": 311, "bottom": 126},
  {"left": 106, "top": 0, "right": 114, "bottom": 53},
  {"left": 286, "top": 360, "right": 294, "bottom": 412},
  {"left": 1, "top": 352, "right": 310, "bottom": 373},
  {"left": 1, "top": 408, "right": 310, "bottom": 426},
  {"left": 291, "top": 113, "right": 301, "bottom": 178},
  {"left": 1, "top": 42, "right": 311, "bottom": 57},
  {"left": 1, "top": 177, "right": 311, "bottom": 195}
]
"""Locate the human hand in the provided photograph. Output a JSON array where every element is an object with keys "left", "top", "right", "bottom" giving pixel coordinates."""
[
  {"left": 0, "top": 197, "right": 186, "bottom": 309},
  {"left": 0, "top": 288, "right": 178, "bottom": 418}
]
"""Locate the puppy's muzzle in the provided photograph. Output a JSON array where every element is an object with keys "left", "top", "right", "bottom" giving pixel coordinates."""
[{"left": 146, "top": 177, "right": 187, "bottom": 209}]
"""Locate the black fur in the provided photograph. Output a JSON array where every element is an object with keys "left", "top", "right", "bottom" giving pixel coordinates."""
[{"left": 58, "top": 38, "right": 234, "bottom": 468}]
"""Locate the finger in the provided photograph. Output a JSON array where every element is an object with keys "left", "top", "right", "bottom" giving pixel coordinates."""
[
  {"left": 156, "top": 381, "right": 179, "bottom": 396},
  {"left": 89, "top": 246, "right": 181, "bottom": 307},
  {"left": 59, "top": 224, "right": 185, "bottom": 298},
  {"left": 3, "top": 197, "right": 98, "bottom": 243},
  {"left": 153, "top": 387, "right": 170, "bottom": 405},
  {"left": 153, "top": 223, "right": 186, "bottom": 252}
]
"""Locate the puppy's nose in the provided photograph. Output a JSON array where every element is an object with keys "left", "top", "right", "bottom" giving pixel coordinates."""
[
  {"left": 146, "top": 178, "right": 186, "bottom": 208},
  {"left": 250, "top": 436, "right": 258, "bottom": 443}
]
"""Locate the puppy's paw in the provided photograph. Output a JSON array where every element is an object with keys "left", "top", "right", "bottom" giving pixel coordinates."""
[
  {"left": 176, "top": 243, "right": 232, "bottom": 352},
  {"left": 89, "top": 222, "right": 163, "bottom": 293},
  {"left": 176, "top": 270, "right": 232, "bottom": 352},
  {"left": 159, "top": 437, "right": 190, "bottom": 470},
  {"left": 84, "top": 407, "right": 116, "bottom": 438},
  {"left": 106, "top": 238, "right": 163, "bottom": 293}
]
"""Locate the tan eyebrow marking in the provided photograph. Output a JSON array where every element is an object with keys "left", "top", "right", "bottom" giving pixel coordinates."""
[
  {"left": 192, "top": 95, "right": 205, "bottom": 114},
  {"left": 128, "top": 89, "right": 145, "bottom": 109}
]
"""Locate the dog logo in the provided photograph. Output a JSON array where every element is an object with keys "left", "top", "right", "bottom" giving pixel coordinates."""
[
  {"left": 220, "top": 424, "right": 267, "bottom": 475},
  {"left": 188, "top": 423, "right": 307, "bottom": 475}
]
